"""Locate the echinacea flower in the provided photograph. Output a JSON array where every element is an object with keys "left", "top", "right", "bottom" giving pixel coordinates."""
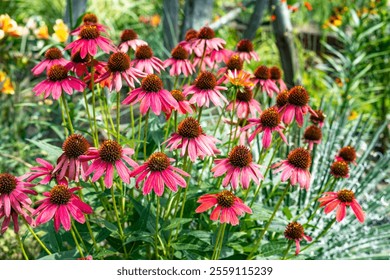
[
  {"left": 275, "top": 90, "right": 289, "bottom": 110},
  {"left": 272, "top": 148, "right": 312, "bottom": 190},
  {"left": 195, "top": 190, "right": 252, "bottom": 226},
  {"left": 165, "top": 117, "right": 220, "bottom": 162},
  {"left": 130, "top": 152, "right": 189, "bottom": 196},
  {"left": 192, "top": 52, "right": 214, "bottom": 71},
  {"left": 65, "top": 52, "right": 93, "bottom": 77},
  {"left": 335, "top": 146, "right": 357, "bottom": 165},
  {"left": 34, "top": 185, "right": 93, "bottom": 232},
  {"left": 32, "top": 47, "right": 69, "bottom": 76},
  {"left": 242, "top": 107, "right": 287, "bottom": 148},
  {"left": 163, "top": 45, "right": 195, "bottom": 76},
  {"left": 303, "top": 125, "right": 322, "bottom": 150},
  {"left": 227, "top": 86, "right": 261, "bottom": 118},
  {"left": 26, "top": 158, "right": 68, "bottom": 185},
  {"left": 132, "top": 45, "right": 164, "bottom": 74},
  {"left": 252, "top": 65, "right": 279, "bottom": 97},
  {"left": 192, "top": 26, "right": 225, "bottom": 57},
  {"left": 178, "top": 29, "right": 198, "bottom": 54},
  {"left": 70, "top": 13, "right": 108, "bottom": 36},
  {"left": 95, "top": 52, "right": 146, "bottom": 91},
  {"left": 65, "top": 25, "right": 115, "bottom": 59},
  {"left": 235, "top": 39, "right": 259, "bottom": 63},
  {"left": 52, "top": 134, "right": 91, "bottom": 182},
  {"left": 284, "top": 221, "right": 312, "bottom": 255},
  {"left": 77, "top": 255, "right": 93, "bottom": 260},
  {"left": 33, "top": 64, "right": 86, "bottom": 100},
  {"left": 183, "top": 71, "right": 227, "bottom": 108},
  {"left": 270, "top": 66, "right": 287, "bottom": 91},
  {"left": 118, "top": 29, "right": 148, "bottom": 52},
  {"left": 1, "top": 208, "right": 33, "bottom": 234},
  {"left": 319, "top": 189, "right": 365, "bottom": 223},
  {"left": 212, "top": 146, "right": 263, "bottom": 190},
  {"left": 209, "top": 46, "right": 233, "bottom": 64},
  {"left": 216, "top": 54, "right": 244, "bottom": 84},
  {"left": 166, "top": 89, "right": 194, "bottom": 117},
  {"left": 80, "top": 140, "right": 138, "bottom": 188},
  {"left": 224, "top": 69, "right": 254, "bottom": 89},
  {"left": 309, "top": 109, "right": 326, "bottom": 128},
  {"left": 279, "top": 86, "right": 317, "bottom": 127},
  {"left": 0, "top": 173, "right": 36, "bottom": 218},
  {"left": 224, "top": 118, "right": 250, "bottom": 146},
  {"left": 122, "top": 74, "right": 178, "bottom": 115},
  {"left": 330, "top": 161, "right": 349, "bottom": 179}
]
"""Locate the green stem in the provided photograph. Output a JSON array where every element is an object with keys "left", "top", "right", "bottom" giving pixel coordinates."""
[
  {"left": 143, "top": 110, "right": 150, "bottom": 158},
  {"left": 16, "top": 233, "right": 28, "bottom": 260},
  {"left": 212, "top": 223, "right": 227, "bottom": 260},
  {"left": 83, "top": 90, "right": 98, "bottom": 146},
  {"left": 116, "top": 92, "right": 121, "bottom": 142},
  {"left": 155, "top": 196, "right": 160, "bottom": 259},
  {"left": 70, "top": 225, "right": 85, "bottom": 258},
  {"left": 61, "top": 95, "right": 74, "bottom": 135},
  {"left": 25, "top": 222, "right": 52, "bottom": 255},
  {"left": 281, "top": 241, "right": 292, "bottom": 260},
  {"left": 298, "top": 219, "right": 336, "bottom": 254},
  {"left": 72, "top": 222, "right": 88, "bottom": 252},
  {"left": 110, "top": 187, "right": 128, "bottom": 258}
]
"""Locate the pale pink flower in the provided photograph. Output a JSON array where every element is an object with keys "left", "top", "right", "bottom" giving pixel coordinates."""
[
  {"left": 70, "top": 13, "right": 108, "bottom": 36},
  {"left": 178, "top": 29, "right": 198, "bottom": 55},
  {"left": 163, "top": 45, "right": 195, "bottom": 77},
  {"left": 130, "top": 152, "right": 189, "bottom": 196},
  {"left": 252, "top": 65, "right": 279, "bottom": 97},
  {"left": 34, "top": 185, "right": 93, "bottom": 232},
  {"left": 165, "top": 117, "right": 220, "bottom": 162},
  {"left": 195, "top": 190, "right": 252, "bottom": 226},
  {"left": 122, "top": 74, "right": 179, "bottom": 116},
  {"left": 303, "top": 125, "right": 322, "bottom": 150},
  {"left": 192, "top": 26, "right": 225, "bottom": 57},
  {"left": 32, "top": 64, "right": 86, "bottom": 100},
  {"left": 226, "top": 86, "right": 261, "bottom": 118},
  {"left": 132, "top": 45, "right": 164, "bottom": 74},
  {"left": 319, "top": 189, "right": 365, "bottom": 223},
  {"left": 212, "top": 146, "right": 263, "bottom": 190},
  {"left": 192, "top": 52, "right": 214, "bottom": 71},
  {"left": 118, "top": 29, "right": 148, "bottom": 52},
  {"left": 32, "top": 47, "right": 68, "bottom": 76},
  {"left": 284, "top": 221, "right": 312, "bottom": 255},
  {"left": 235, "top": 39, "right": 259, "bottom": 63}
]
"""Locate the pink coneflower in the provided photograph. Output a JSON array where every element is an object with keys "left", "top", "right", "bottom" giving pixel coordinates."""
[
  {"left": 183, "top": 71, "right": 227, "bottom": 108},
  {"left": 34, "top": 185, "right": 93, "bottom": 232},
  {"left": 77, "top": 255, "right": 93, "bottom": 260},
  {"left": 309, "top": 109, "right": 326, "bottom": 128},
  {"left": 270, "top": 66, "right": 287, "bottom": 91},
  {"left": 130, "top": 152, "right": 189, "bottom": 196},
  {"left": 330, "top": 161, "right": 349, "bottom": 179},
  {"left": 319, "top": 189, "right": 365, "bottom": 223},
  {"left": 178, "top": 29, "right": 198, "bottom": 54},
  {"left": 303, "top": 125, "right": 322, "bottom": 150},
  {"left": 212, "top": 146, "right": 263, "bottom": 190},
  {"left": 165, "top": 117, "right": 220, "bottom": 162},
  {"left": 335, "top": 146, "right": 357, "bottom": 165},
  {"left": 224, "top": 118, "right": 250, "bottom": 146},
  {"left": 192, "top": 52, "right": 214, "bottom": 71},
  {"left": 80, "top": 140, "right": 138, "bottom": 188},
  {"left": 227, "top": 87, "right": 261, "bottom": 118},
  {"left": 242, "top": 107, "right": 287, "bottom": 148},
  {"left": 118, "top": 29, "right": 148, "bottom": 52},
  {"left": 65, "top": 25, "right": 115, "bottom": 59},
  {"left": 65, "top": 52, "right": 93, "bottom": 77},
  {"left": 70, "top": 13, "right": 108, "bottom": 36},
  {"left": 95, "top": 52, "right": 145, "bottom": 91},
  {"left": 216, "top": 55, "right": 244, "bottom": 84},
  {"left": 272, "top": 148, "right": 312, "bottom": 190},
  {"left": 279, "top": 86, "right": 317, "bottom": 127},
  {"left": 163, "top": 45, "right": 195, "bottom": 76},
  {"left": 284, "top": 221, "right": 312, "bottom": 255},
  {"left": 0, "top": 173, "right": 36, "bottom": 218},
  {"left": 52, "top": 134, "right": 90, "bottom": 182},
  {"left": 32, "top": 47, "right": 68, "bottom": 76},
  {"left": 1, "top": 208, "right": 33, "bottom": 234},
  {"left": 252, "top": 65, "right": 279, "bottom": 97},
  {"left": 26, "top": 158, "right": 68, "bottom": 185},
  {"left": 33, "top": 64, "right": 86, "bottom": 100},
  {"left": 275, "top": 90, "right": 289, "bottom": 110},
  {"left": 166, "top": 90, "right": 194, "bottom": 118},
  {"left": 132, "top": 45, "right": 164, "bottom": 74},
  {"left": 235, "top": 39, "right": 259, "bottom": 63},
  {"left": 192, "top": 26, "right": 225, "bottom": 57},
  {"left": 122, "top": 74, "right": 178, "bottom": 115},
  {"left": 209, "top": 46, "right": 233, "bottom": 64},
  {"left": 195, "top": 190, "right": 252, "bottom": 226}
]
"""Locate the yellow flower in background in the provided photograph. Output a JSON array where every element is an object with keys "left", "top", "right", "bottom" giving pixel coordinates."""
[
  {"left": 1, "top": 77, "right": 15, "bottom": 95},
  {"left": 0, "top": 14, "right": 22, "bottom": 37},
  {"left": 52, "top": 19, "right": 69, "bottom": 43},
  {"left": 0, "top": 71, "right": 6, "bottom": 82},
  {"left": 348, "top": 110, "right": 358, "bottom": 121},
  {"left": 150, "top": 14, "right": 161, "bottom": 27},
  {"left": 35, "top": 25, "right": 49, "bottom": 40}
]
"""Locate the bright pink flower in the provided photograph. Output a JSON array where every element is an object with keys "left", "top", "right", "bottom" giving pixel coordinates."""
[
  {"left": 32, "top": 47, "right": 68, "bottom": 76},
  {"left": 279, "top": 86, "right": 317, "bottom": 127},
  {"left": 227, "top": 87, "right": 261, "bottom": 118},
  {"left": 195, "top": 190, "right": 252, "bottom": 226},
  {"left": 163, "top": 45, "right": 195, "bottom": 77},
  {"left": 65, "top": 52, "right": 106, "bottom": 78},
  {"left": 309, "top": 109, "right": 326, "bottom": 128},
  {"left": 0, "top": 173, "right": 36, "bottom": 218},
  {"left": 118, "top": 29, "right": 148, "bottom": 52},
  {"left": 209, "top": 47, "right": 233, "bottom": 64},
  {"left": 1, "top": 208, "right": 33, "bottom": 234},
  {"left": 65, "top": 25, "right": 115, "bottom": 59},
  {"left": 270, "top": 66, "right": 287, "bottom": 91},
  {"left": 192, "top": 26, "right": 225, "bottom": 57},
  {"left": 284, "top": 221, "right": 312, "bottom": 255},
  {"left": 95, "top": 52, "right": 146, "bottom": 91},
  {"left": 242, "top": 107, "right": 287, "bottom": 148},
  {"left": 212, "top": 146, "right": 263, "bottom": 190},
  {"left": 132, "top": 45, "right": 164, "bottom": 74},
  {"left": 183, "top": 71, "right": 227, "bottom": 108},
  {"left": 70, "top": 13, "right": 108, "bottom": 36},
  {"left": 52, "top": 134, "right": 91, "bottom": 182},
  {"left": 303, "top": 125, "right": 322, "bottom": 150},
  {"left": 235, "top": 39, "right": 259, "bottom": 63},
  {"left": 166, "top": 90, "right": 194, "bottom": 119},
  {"left": 34, "top": 185, "right": 93, "bottom": 232},
  {"left": 26, "top": 158, "right": 68, "bottom": 185},
  {"left": 122, "top": 74, "right": 178, "bottom": 116},
  {"left": 165, "top": 117, "right": 221, "bottom": 162},
  {"left": 178, "top": 29, "right": 198, "bottom": 55},
  {"left": 33, "top": 64, "right": 86, "bottom": 100},
  {"left": 319, "top": 189, "right": 365, "bottom": 223},
  {"left": 252, "top": 65, "right": 279, "bottom": 97},
  {"left": 80, "top": 140, "right": 138, "bottom": 188},
  {"left": 130, "top": 152, "right": 189, "bottom": 196},
  {"left": 272, "top": 148, "right": 312, "bottom": 190},
  {"left": 335, "top": 146, "right": 357, "bottom": 165}
]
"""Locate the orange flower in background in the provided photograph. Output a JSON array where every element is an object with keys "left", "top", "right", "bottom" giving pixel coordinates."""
[
  {"left": 52, "top": 19, "right": 69, "bottom": 43},
  {"left": 150, "top": 14, "right": 161, "bottom": 27},
  {"left": 0, "top": 72, "right": 15, "bottom": 95},
  {"left": 304, "top": 2, "right": 313, "bottom": 11},
  {"left": 0, "top": 14, "right": 22, "bottom": 37},
  {"left": 35, "top": 25, "right": 49, "bottom": 40},
  {"left": 271, "top": 15, "right": 277, "bottom": 21}
]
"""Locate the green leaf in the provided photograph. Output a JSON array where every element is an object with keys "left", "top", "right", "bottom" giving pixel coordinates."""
[
  {"left": 282, "top": 206, "right": 292, "bottom": 220},
  {"left": 39, "top": 249, "right": 78, "bottom": 260},
  {"left": 27, "top": 139, "right": 62, "bottom": 159},
  {"left": 163, "top": 218, "right": 192, "bottom": 230}
]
